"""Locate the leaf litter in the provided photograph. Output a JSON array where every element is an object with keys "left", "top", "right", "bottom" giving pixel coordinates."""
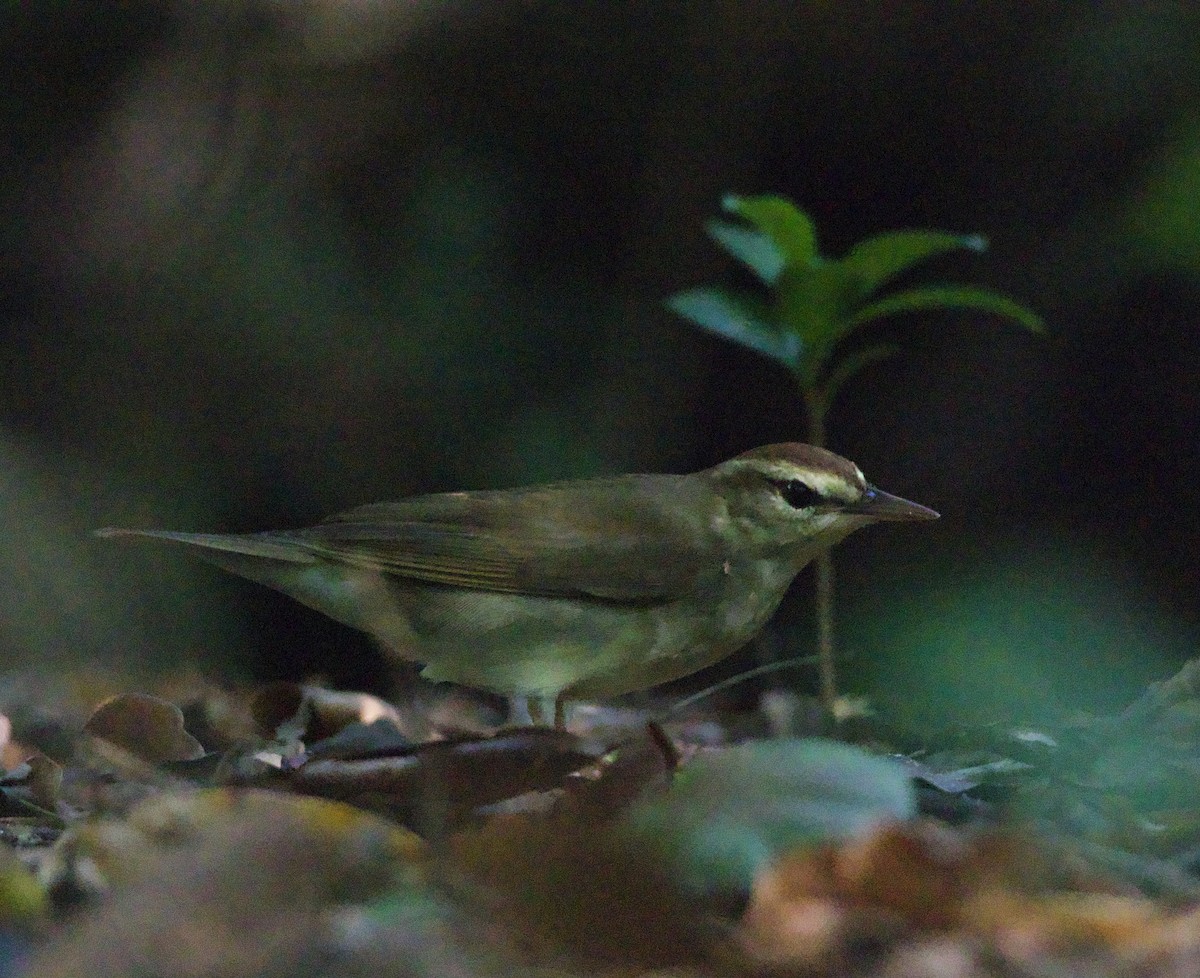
[{"left": 1, "top": 662, "right": 1200, "bottom": 976}]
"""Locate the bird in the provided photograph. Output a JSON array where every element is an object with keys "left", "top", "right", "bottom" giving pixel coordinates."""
[{"left": 98, "top": 443, "right": 937, "bottom": 724}]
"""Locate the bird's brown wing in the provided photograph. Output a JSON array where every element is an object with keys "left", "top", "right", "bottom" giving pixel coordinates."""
[{"left": 292, "top": 475, "right": 715, "bottom": 603}]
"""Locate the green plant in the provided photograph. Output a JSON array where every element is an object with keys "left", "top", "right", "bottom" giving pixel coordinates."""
[{"left": 668, "top": 194, "right": 1043, "bottom": 717}]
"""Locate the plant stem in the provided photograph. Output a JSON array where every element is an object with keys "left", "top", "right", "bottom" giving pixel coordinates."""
[
  {"left": 803, "top": 387, "right": 838, "bottom": 720},
  {"left": 814, "top": 551, "right": 836, "bottom": 716}
]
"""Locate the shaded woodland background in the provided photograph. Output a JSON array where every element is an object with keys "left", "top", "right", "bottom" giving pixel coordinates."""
[{"left": 1, "top": 1, "right": 1198, "bottom": 727}]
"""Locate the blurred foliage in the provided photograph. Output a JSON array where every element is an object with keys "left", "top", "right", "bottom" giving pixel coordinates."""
[
  {"left": 1129, "top": 131, "right": 1200, "bottom": 269},
  {"left": 846, "top": 540, "right": 1193, "bottom": 727}
]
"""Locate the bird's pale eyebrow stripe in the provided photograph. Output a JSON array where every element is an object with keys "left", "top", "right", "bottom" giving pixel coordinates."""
[
  {"left": 719, "top": 457, "right": 864, "bottom": 501},
  {"left": 799, "top": 471, "right": 861, "bottom": 502}
]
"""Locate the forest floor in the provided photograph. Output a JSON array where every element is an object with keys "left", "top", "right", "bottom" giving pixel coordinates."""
[{"left": 4, "top": 659, "right": 1200, "bottom": 978}]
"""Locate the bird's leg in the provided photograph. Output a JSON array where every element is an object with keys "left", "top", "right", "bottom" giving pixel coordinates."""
[
  {"left": 509, "top": 696, "right": 535, "bottom": 726},
  {"left": 554, "top": 695, "right": 566, "bottom": 730},
  {"left": 511, "top": 695, "right": 559, "bottom": 727}
]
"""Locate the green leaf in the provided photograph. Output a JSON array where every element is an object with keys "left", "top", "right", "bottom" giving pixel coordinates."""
[
  {"left": 623, "top": 738, "right": 915, "bottom": 896},
  {"left": 776, "top": 262, "right": 859, "bottom": 383},
  {"left": 705, "top": 219, "right": 785, "bottom": 285},
  {"left": 667, "top": 288, "right": 801, "bottom": 367},
  {"left": 820, "top": 343, "right": 900, "bottom": 404},
  {"left": 723, "top": 194, "right": 818, "bottom": 269},
  {"left": 845, "top": 284, "right": 1045, "bottom": 332},
  {"left": 841, "top": 230, "right": 987, "bottom": 297}
]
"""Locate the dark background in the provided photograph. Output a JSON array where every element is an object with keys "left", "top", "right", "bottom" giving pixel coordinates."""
[{"left": 2, "top": 1, "right": 1197, "bottom": 725}]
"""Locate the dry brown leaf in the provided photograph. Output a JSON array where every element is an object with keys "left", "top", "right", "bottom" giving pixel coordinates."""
[
  {"left": 972, "top": 890, "right": 1168, "bottom": 963},
  {"left": 740, "top": 842, "right": 891, "bottom": 970},
  {"left": 251, "top": 681, "right": 422, "bottom": 743},
  {"left": 741, "top": 818, "right": 978, "bottom": 965},
  {"left": 450, "top": 811, "right": 706, "bottom": 968},
  {"left": 558, "top": 723, "right": 677, "bottom": 822},
  {"left": 740, "top": 819, "right": 1200, "bottom": 973},
  {"left": 49, "top": 787, "right": 424, "bottom": 890},
  {"left": 287, "top": 727, "right": 595, "bottom": 827},
  {"left": 83, "top": 693, "right": 205, "bottom": 765},
  {"left": 25, "top": 754, "right": 62, "bottom": 813},
  {"left": 29, "top": 789, "right": 425, "bottom": 978}
]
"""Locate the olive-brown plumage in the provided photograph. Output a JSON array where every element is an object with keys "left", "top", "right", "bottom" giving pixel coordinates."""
[{"left": 98, "top": 444, "right": 936, "bottom": 711}]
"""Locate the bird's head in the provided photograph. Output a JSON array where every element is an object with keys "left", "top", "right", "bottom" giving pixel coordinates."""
[{"left": 703, "top": 442, "right": 939, "bottom": 555}]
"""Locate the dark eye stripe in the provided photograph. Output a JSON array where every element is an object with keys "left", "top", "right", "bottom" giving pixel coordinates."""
[{"left": 773, "top": 479, "right": 825, "bottom": 509}]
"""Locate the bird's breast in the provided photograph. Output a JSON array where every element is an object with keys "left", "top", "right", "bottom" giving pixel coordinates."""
[{"left": 711, "top": 556, "right": 802, "bottom": 646}]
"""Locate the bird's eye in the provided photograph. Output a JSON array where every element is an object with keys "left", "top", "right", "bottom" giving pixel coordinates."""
[{"left": 776, "top": 479, "right": 824, "bottom": 509}]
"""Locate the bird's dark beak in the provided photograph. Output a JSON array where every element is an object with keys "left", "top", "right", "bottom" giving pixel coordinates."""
[{"left": 845, "top": 486, "right": 940, "bottom": 522}]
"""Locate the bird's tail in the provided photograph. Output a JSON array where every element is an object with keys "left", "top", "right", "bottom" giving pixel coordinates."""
[
  {"left": 97, "top": 525, "right": 414, "bottom": 651},
  {"left": 95, "top": 527, "right": 318, "bottom": 564}
]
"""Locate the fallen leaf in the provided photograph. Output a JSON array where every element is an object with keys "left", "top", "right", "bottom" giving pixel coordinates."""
[
  {"left": 625, "top": 738, "right": 916, "bottom": 895},
  {"left": 29, "top": 789, "right": 424, "bottom": 978},
  {"left": 285, "top": 727, "right": 595, "bottom": 828},
  {"left": 251, "top": 681, "right": 421, "bottom": 743},
  {"left": 451, "top": 811, "right": 705, "bottom": 968},
  {"left": 83, "top": 694, "right": 204, "bottom": 765}
]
